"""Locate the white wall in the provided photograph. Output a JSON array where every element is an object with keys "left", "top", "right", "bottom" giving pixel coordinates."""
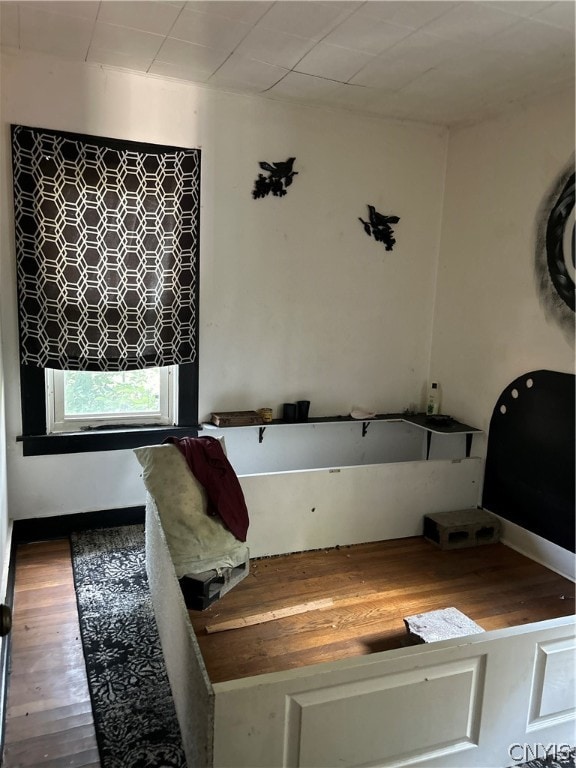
[
  {"left": 430, "top": 88, "right": 575, "bottom": 444},
  {"left": 0, "top": 51, "right": 448, "bottom": 519},
  {"left": 0, "top": 296, "right": 9, "bottom": 595},
  {"left": 3, "top": 55, "right": 572, "bottom": 525},
  {"left": 0, "top": 116, "right": 10, "bottom": 591},
  {"left": 0, "top": 287, "right": 10, "bottom": 740}
]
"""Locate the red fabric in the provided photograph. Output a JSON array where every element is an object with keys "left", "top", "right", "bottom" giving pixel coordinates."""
[{"left": 163, "top": 436, "right": 249, "bottom": 542}]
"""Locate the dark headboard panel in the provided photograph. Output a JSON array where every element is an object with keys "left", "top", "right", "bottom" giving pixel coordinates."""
[{"left": 483, "top": 369, "right": 575, "bottom": 552}]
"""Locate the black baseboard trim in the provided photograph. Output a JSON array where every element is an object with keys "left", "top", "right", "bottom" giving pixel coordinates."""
[
  {"left": 13, "top": 506, "right": 145, "bottom": 544},
  {"left": 0, "top": 531, "right": 17, "bottom": 760}
]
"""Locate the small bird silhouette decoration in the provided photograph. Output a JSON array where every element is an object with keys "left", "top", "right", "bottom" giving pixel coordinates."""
[
  {"left": 253, "top": 158, "right": 298, "bottom": 199},
  {"left": 359, "top": 204, "right": 400, "bottom": 251}
]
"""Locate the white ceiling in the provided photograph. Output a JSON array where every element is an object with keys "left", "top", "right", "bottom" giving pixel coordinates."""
[{"left": 1, "top": 0, "right": 574, "bottom": 126}]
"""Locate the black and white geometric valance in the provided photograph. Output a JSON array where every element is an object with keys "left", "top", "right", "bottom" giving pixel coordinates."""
[{"left": 11, "top": 125, "right": 200, "bottom": 371}]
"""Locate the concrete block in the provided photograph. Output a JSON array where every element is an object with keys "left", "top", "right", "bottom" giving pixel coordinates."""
[
  {"left": 423, "top": 508, "right": 501, "bottom": 549},
  {"left": 179, "top": 556, "right": 249, "bottom": 610},
  {"left": 404, "top": 607, "right": 484, "bottom": 644}
]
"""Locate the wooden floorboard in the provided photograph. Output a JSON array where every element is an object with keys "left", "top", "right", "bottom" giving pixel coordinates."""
[
  {"left": 2, "top": 534, "right": 574, "bottom": 764},
  {"left": 188, "top": 538, "right": 575, "bottom": 683},
  {"left": 3, "top": 539, "right": 100, "bottom": 768}
]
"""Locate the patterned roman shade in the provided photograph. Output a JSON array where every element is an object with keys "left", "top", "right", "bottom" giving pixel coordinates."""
[{"left": 11, "top": 125, "right": 200, "bottom": 371}]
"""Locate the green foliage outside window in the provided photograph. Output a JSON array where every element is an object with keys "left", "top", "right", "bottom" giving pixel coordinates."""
[{"left": 64, "top": 369, "right": 161, "bottom": 415}]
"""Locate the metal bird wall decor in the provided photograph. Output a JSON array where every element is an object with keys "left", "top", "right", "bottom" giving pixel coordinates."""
[
  {"left": 359, "top": 205, "right": 400, "bottom": 251},
  {"left": 252, "top": 157, "right": 298, "bottom": 199}
]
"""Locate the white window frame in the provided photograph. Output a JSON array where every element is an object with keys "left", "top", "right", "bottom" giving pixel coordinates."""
[{"left": 45, "top": 366, "right": 177, "bottom": 433}]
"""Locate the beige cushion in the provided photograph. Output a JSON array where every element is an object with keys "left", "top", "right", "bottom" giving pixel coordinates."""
[{"left": 134, "top": 443, "right": 249, "bottom": 578}]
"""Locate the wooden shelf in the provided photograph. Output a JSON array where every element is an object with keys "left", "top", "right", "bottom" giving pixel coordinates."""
[
  {"left": 201, "top": 413, "right": 481, "bottom": 453},
  {"left": 202, "top": 413, "right": 479, "bottom": 433},
  {"left": 401, "top": 414, "right": 481, "bottom": 436}
]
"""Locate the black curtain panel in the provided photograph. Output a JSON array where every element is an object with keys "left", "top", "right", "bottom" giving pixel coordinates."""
[{"left": 11, "top": 125, "right": 200, "bottom": 372}]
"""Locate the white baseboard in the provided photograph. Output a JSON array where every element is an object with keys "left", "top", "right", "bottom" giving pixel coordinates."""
[
  {"left": 0, "top": 521, "right": 13, "bottom": 602},
  {"left": 492, "top": 513, "right": 575, "bottom": 582}
]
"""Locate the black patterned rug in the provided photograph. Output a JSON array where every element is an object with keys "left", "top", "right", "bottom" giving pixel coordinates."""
[
  {"left": 513, "top": 751, "right": 576, "bottom": 768},
  {"left": 70, "top": 524, "right": 186, "bottom": 768}
]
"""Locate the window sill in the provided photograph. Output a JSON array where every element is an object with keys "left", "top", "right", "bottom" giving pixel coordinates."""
[{"left": 17, "top": 425, "right": 200, "bottom": 456}]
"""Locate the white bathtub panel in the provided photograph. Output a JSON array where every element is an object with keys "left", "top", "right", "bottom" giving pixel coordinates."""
[
  {"left": 241, "top": 458, "right": 482, "bottom": 558},
  {"left": 212, "top": 616, "right": 576, "bottom": 768}
]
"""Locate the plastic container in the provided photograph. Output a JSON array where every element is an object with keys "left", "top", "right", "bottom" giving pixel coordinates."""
[{"left": 426, "top": 381, "right": 441, "bottom": 415}]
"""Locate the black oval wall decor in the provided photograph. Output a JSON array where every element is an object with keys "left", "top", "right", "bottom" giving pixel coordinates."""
[
  {"left": 545, "top": 172, "right": 574, "bottom": 312},
  {"left": 535, "top": 165, "right": 575, "bottom": 339}
]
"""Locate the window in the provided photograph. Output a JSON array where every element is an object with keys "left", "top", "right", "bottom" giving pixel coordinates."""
[
  {"left": 46, "top": 366, "right": 176, "bottom": 433},
  {"left": 11, "top": 125, "right": 201, "bottom": 455},
  {"left": 18, "top": 362, "right": 198, "bottom": 455}
]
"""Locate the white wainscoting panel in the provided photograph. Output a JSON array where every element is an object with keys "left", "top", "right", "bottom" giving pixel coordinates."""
[
  {"left": 284, "top": 657, "right": 485, "bottom": 768},
  {"left": 528, "top": 637, "right": 576, "bottom": 730},
  {"left": 212, "top": 617, "right": 575, "bottom": 768}
]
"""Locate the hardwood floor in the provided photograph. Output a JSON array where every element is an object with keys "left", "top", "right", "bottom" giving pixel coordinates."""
[
  {"left": 3, "top": 539, "right": 99, "bottom": 768},
  {"left": 2, "top": 535, "right": 574, "bottom": 765},
  {"left": 189, "top": 537, "right": 576, "bottom": 683}
]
